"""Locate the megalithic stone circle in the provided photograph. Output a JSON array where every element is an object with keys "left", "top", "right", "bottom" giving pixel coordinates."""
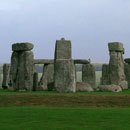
[
  {"left": 54, "top": 38, "right": 76, "bottom": 92},
  {"left": 11, "top": 43, "right": 34, "bottom": 91}
]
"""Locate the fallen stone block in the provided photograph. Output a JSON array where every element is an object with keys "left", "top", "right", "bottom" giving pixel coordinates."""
[
  {"left": 76, "top": 82, "right": 94, "bottom": 92},
  {"left": 99, "top": 85, "right": 122, "bottom": 92}
]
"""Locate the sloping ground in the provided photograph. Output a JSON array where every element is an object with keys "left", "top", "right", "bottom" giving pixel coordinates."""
[{"left": 0, "top": 94, "right": 130, "bottom": 107}]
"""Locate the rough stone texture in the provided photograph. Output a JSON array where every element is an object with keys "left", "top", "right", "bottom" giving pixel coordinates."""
[
  {"left": 74, "top": 59, "right": 90, "bottom": 64},
  {"left": 76, "top": 82, "right": 94, "bottom": 92},
  {"left": 108, "top": 42, "right": 127, "bottom": 88},
  {"left": 101, "top": 64, "right": 109, "bottom": 85},
  {"left": 33, "top": 72, "right": 38, "bottom": 91},
  {"left": 48, "top": 82, "right": 54, "bottom": 91},
  {"left": 82, "top": 64, "right": 96, "bottom": 88},
  {"left": 108, "top": 42, "right": 124, "bottom": 52},
  {"left": 0, "top": 74, "right": 2, "bottom": 89},
  {"left": 12, "top": 43, "right": 34, "bottom": 52},
  {"left": 34, "top": 59, "right": 54, "bottom": 64},
  {"left": 2, "top": 64, "right": 10, "bottom": 89},
  {"left": 124, "top": 58, "right": 130, "bottom": 63},
  {"left": 54, "top": 59, "right": 76, "bottom": 92},
  {"left": 119, "top": 80, "right": 128, "bottom": 90},
  {"left": 124, "top": 63, "right": 130, "bottom": 88},
  {"left": 11, "top": 46, "right": 34, "bottom": 91},
  {"left": 99, "top": 85, "right": 122, "bottom": 92},
  {"left": 39, "top": 64, "right": 54, "bottom": 90},
  {"left": 55, "top": 38, "right": 72, "bottom": 59}
]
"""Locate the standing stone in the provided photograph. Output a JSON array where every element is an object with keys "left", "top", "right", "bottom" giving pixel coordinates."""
[
  {"left": 108, "top": 42, "right": 128, "bottom": 89},
  {"left": 54, "top": 38, "right": 76, "bottom": 92},
  {"left": 124, "top": 59, "right": 130, "bottom": 88},
  {"left": 39, "top": 64, "right": 54, "bottom": 90},
  {"left": 11, "top": 43, "right": 34, "bottom": 91},
  {"left": 2, "top": 64, "right": 10, "bottom": 89},
  {"left": 33, "top": 72, "right": 38, "bottom": 91},
  {"left": 0, "top": 74, "right": 2, "bottom": 89},
  {"left": 82, "top": 64, "right": 96, "bottom": 88},
  {"left": 101, "top": 64, "right": 109, "bottom": 85},
  {"left": 54, "top": 59, "right": 76, "bottom": 92}
]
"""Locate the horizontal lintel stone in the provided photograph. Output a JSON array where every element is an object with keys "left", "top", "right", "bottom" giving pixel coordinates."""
[
  {"left": 108, "top": 42, "right": 124, "bottom": 52},
  {"left": 12, "top": 43, "right": 34, "bottom": 51}
]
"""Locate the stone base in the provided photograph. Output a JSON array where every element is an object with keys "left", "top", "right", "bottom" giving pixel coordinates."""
[
  {"left": 119, "top": 81, "right": 128, "bottom": 90},
  {"left": 54, "top": 59, "right": 76, "bottom": 92}
]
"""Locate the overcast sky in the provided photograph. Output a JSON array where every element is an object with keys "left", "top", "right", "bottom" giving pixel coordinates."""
[{"left": 0, "top": 0, "right": 130, "bottom": 63}]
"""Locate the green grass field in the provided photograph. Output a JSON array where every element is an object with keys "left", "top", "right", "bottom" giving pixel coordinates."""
[
  {"left": 1, "top": 89, "right": 130, "bottom": 95},
  {"left": 0, "top": 107, "right": 130, "bottom": 130}
]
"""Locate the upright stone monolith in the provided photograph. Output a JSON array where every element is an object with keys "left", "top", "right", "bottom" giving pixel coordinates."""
[
  {"left": 82, "top": 64, "right": 96, "bottom": 88},
  {"left": 33, "top": 72, "right": 38, "bottom": 91},
  {"left": 0, "top": 74, "right": 2, "bottom": 89},
  {"left": 2, "top": 64, "right": 10, "bottom": 89},
  {"left": 101, "top": 64, "right": 109, "bottom": 85},
  {"left": 39, "top": 64, "right": 54, "bottom": 90},
  {"left": 124, "top": 59, "right": 130, "bottom": 88},
  {"left": 54, "top": 38, "right": 76, "bottom": 92},
  {"left": 108, "top": 42, "right": 128, "bottom": 89},
  {"left": 11, "top": 43, "right": 34, "bottom": 91}
]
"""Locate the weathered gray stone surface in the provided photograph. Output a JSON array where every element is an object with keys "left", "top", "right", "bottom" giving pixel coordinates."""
[
  {"left": 11, "top": 43, "right": 34, "bottom": 91},
  {"left": 74, "top": 59, "right": 90, "bottom": 64},
  {"left": 55, "top": 38, "right": 72, "bottom": 59},
  {"left": 124, "top": 58, "right": 130, "bottom": 63},
  {"left": 76, "top": 82, "right": 94, "bottom": 92},
  {"left": 2, "top": 64, "right": 10, "bottom": 89},
  {"left": 34, "top": 59, "right": 54, "bottom": 64},
  {"left": 101, "top": 64, "right": 109, "bottom": 85},
  {"left": 12, "top": 43, "right": 34, "bottom": 51},
  {"left": 119, "top": 80, "right": 128, "bottom": 90},
  {"left": 34, "top": 59, "right": 90, "bottom": 65},
  {"left": 108, "top": 42, "right": 124, "bottom": 52},
  {"left": 124, "top": 63, "right": 130, "bottom": 88},
  {"left": 0, "top": 74, "right": 2, "bottom": 89},
  {"left": 39, "top": 64, "right": 54, "bottom": 90},
  {"left": 108, "top": 42, "right": 127, "bottom": 87},
  {"left": 33, "top": 72, "right": 38, "bottom": 91},
  {"left": 54, "top": 59, "right": 76, "bottom": 92},
  {"left": 48, "top": 82, "right": 54, "bottom": 91},
  {"left": 82, "top": 64, "right": 96, "bottom": 88},
  {"left": 99, "top": 85, "right": 122, "bottom": 92}
]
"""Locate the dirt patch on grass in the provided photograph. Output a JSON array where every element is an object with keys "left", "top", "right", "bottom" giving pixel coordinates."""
[{"left": 0, "top": 95, "right": 130, "bottom": 107}]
